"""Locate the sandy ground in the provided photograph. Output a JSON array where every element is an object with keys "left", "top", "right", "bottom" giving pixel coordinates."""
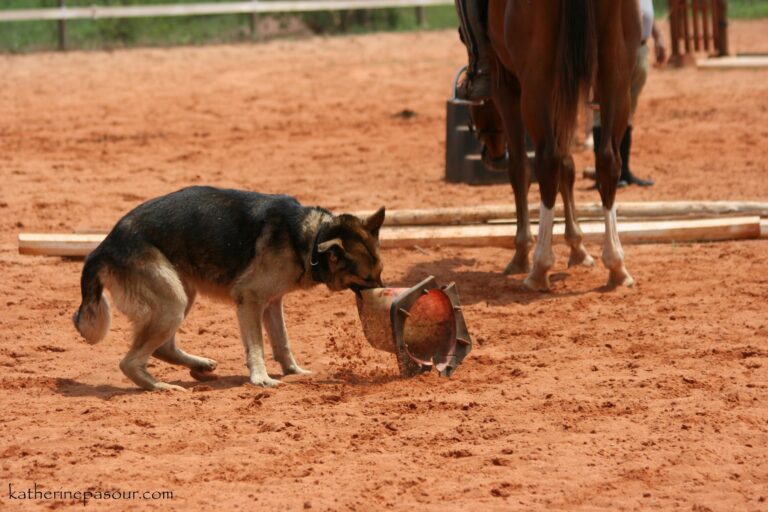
[{"left": 1, "top": 19, "right": 768, "bottom": 511}]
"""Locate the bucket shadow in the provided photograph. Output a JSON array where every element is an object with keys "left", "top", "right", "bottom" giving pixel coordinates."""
[{"left": 313, "top": 368, "right": 404, "bottom": 387}]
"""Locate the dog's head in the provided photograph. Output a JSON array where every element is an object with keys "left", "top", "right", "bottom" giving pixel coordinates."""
[{"left": 314, "top": 207, "right": 385, "bottom": 293}]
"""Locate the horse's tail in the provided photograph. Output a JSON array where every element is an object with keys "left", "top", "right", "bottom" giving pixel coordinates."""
[
  {"left": 73, "top": 249, "right": 112, "bottom": 344},
  {"left": 553, "top": 0, "right": 596, "bottom": 154}
]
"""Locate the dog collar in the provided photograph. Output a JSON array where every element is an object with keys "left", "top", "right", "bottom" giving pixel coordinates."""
[{"left": 310, "top": 233, "right": 326, "bottom": 284}]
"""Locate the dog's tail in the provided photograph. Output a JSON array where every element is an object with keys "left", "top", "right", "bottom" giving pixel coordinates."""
[{"left": 73, "top": 249, "right": 111, "bottom": 344}]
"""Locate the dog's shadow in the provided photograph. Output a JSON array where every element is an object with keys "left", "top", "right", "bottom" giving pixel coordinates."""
[
  {"left": 55, "top": 378, "right": 142, "bottom": 400},
  {"left": 54, "top": 374, "right": 255, "bottom": 400}
]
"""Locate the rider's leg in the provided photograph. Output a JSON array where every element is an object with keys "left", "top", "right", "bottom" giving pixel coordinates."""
[{"left": 456, "top": 0, "right": 492, "bottom": 101}]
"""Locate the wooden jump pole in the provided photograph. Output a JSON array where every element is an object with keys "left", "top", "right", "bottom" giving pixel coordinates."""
[
  {"left": 18, "top": 216, "right": 765, "bottom": 258},
  {"left": 380, "top": 216, "right": 762, "bottom": 249},
  {"left": 353, "top": 201, "right": 768, "bottom": 227}
]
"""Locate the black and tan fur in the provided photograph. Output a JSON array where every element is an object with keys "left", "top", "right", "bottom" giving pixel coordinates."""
[{"left": 73, "top": 186, "right": 385, "bottom": 390}]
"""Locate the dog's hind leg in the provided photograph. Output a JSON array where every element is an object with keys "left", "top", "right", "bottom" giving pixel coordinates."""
[
  {"left": 153, "top": 337, "right": 219, "bottom": 381},
  {"left": 264, "top": 298, "right": 310, "bottom": 377},
  {"left": 121, "top": 318, "right": 186, "bottom": 392},
  {"left": 115, "top": 254, "right": 189, "bottom": 391},
  {"left": 151, "top": 287, "right": 218, "bottom": 381},
  {"left": 236, "top": 296, "right": 281, "bottom": 388}
]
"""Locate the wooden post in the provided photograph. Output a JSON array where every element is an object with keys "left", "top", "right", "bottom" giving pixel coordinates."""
[
  {"left": 682, "top": 0, "right": 691, "bottom": 53},
  {"left": 715, "top": 0, "right": 728, "bottom": 56},
  {"left": 669, "top": 0, "right": 682, "bottom": 63},
  {"left": 248, "top": 0, "right": 259, "bottom": 40},
  {"left": 701, "top": 0, "right": 710, "bottom": 52},
  {"left": 415, "top": 6, "right": 426, "bottom": 27},
  {"left": 692, "top": 0, "right": 700, "bottom": 51},
  {"left": 57, "top": 0, "right": 67, "bottom": 51},
  {"left": 387, "top": 9, "right": 397, "bottom": 29}
]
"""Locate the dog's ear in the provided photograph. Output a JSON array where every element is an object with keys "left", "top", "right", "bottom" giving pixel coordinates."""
[
  {"left": 317, "top": 238, "right": 345, "bottom": 262},
  {"left": 364, "top": 207, "right": 386, "bottom": 238}
]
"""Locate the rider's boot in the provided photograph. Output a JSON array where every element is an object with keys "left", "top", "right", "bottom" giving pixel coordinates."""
[{"left": 456, "top": 0, "right": 492, "bottom": 101}]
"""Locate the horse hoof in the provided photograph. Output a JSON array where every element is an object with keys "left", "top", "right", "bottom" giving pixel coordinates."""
[
  {"left": 608, "top": 268, "right": 635, "bottom": 288},
  {"left": 568, "top": 250, "right": 596, "bottom": 268},
  {"left": 504, "top": 259, "right": 530, "bottom": 275},
  {"left": 523, "top": 275, "right": 550, "bottom": 292}
]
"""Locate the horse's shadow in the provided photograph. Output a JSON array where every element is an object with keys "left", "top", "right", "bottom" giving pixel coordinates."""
[{"left": 393, "top": 257, "right": 608, "bottom": 306}]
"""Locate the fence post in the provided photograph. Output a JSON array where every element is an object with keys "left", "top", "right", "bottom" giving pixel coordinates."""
[
  {"left": 668, "top": 0, "right": 681, "bottom": 64},
  {"left": 57, "top": 0, "right": 68, "bottom": 51},
  {"left": 249, "top": 0, "right": 260, "bottom": 40},
  {"left": 715, "top": 0, "right": 728, "bottom": 56},
  {"left": 415, "top": 6, "right": 426, "bottom": 27}
]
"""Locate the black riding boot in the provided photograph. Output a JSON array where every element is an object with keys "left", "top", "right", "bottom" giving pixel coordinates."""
[
  {"left": 592, "top": 126, "right": 654, "bottom": 188},
  {"left": 456, "top": 0, "right": 492, "bottom": 101},
  {"left": 619, "top": 126, "right": 655, "bottom": 187}
]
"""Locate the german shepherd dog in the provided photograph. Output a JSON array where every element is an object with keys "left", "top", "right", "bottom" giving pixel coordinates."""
[{"left": 73, "top": 186, "right": 385, "bottom": 390}]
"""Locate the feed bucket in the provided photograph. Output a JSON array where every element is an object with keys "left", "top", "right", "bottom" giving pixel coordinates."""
[{"left": 355, "top": 276, "right": 472, "bottom": 377}]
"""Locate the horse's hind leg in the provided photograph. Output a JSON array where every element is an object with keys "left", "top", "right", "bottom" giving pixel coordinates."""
[
  {"left": 560, "top": 154, "right": 595, "bottom": 268},
  {"left": 514, "top": 78, "right": 561, "bottom": 291},
  {"left": 491, "top": 69, "right": 534, "bottom": 275},
  {"left": 522, "top": 137, "right": 560, "bottom": 291},
  {"left": 594, "top": 0, "right": 638, "bottom": 287}
]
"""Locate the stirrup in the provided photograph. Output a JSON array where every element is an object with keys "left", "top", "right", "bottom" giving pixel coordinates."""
[{"left": 451, "top": 66, "right": 487, "bottom": 106}]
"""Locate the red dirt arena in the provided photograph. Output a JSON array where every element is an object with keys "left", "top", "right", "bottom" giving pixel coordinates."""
[{"left": 1, "top": 20, "right": 767, "bottom": 511}]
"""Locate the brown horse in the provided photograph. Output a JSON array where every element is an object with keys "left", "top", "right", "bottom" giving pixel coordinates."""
[{"left": 471, "top": 0, "right": 639, "bottom": 290}]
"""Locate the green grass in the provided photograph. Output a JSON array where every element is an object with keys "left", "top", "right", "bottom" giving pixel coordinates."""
[
  {"left": 0, "top": 1, "right": 458, "bottom": 52},
  {"left": 1, "top": 0, "right": 766, "bottom": 53}
]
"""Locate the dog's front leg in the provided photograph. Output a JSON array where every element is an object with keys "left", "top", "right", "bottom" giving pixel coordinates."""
[
  {"left": 236, "top": 298, "right": 281, "bottom": 387},
  {"left": 264, "top": 297, "right": 311, "bottom": 377}
]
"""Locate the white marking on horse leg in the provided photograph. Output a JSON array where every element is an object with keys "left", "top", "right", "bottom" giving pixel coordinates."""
[
  {"left": 602, "top": 205, "right": 635, "bottom": 287},
  {"left": 523, "top": 203, "right": 555, "bottom": 291},
  {"left": 602, "top": 205, "right": 624, "bottom": 269}
]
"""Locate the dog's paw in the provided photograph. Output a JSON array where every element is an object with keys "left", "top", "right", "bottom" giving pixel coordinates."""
[
  {"left": 153, "top": 382, "right": 188, "bottom": 392},
  {"left": 249, "top": 375, "right": 282, "bottom": 388},
  {"left": 190, "top": 369, "right": 218, "bottom": 382},
  {"left": 193, "top": 357, "right": 218, "bottom": 373}
]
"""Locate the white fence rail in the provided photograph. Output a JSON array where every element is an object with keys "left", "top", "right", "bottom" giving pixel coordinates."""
[{"left": 0, "top": 0, "right": 453, "bottom": 22}]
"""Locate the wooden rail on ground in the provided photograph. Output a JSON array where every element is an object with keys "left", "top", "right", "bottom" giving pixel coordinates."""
[
  {"left": 697, "top": 56, "right": 768, "bottom": 70},
  {"left": 356, "top": 201, "right": 768, "bottom": 227},
  {"left": 18, "top": 216, "right": 765, "bottom": 257}
]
